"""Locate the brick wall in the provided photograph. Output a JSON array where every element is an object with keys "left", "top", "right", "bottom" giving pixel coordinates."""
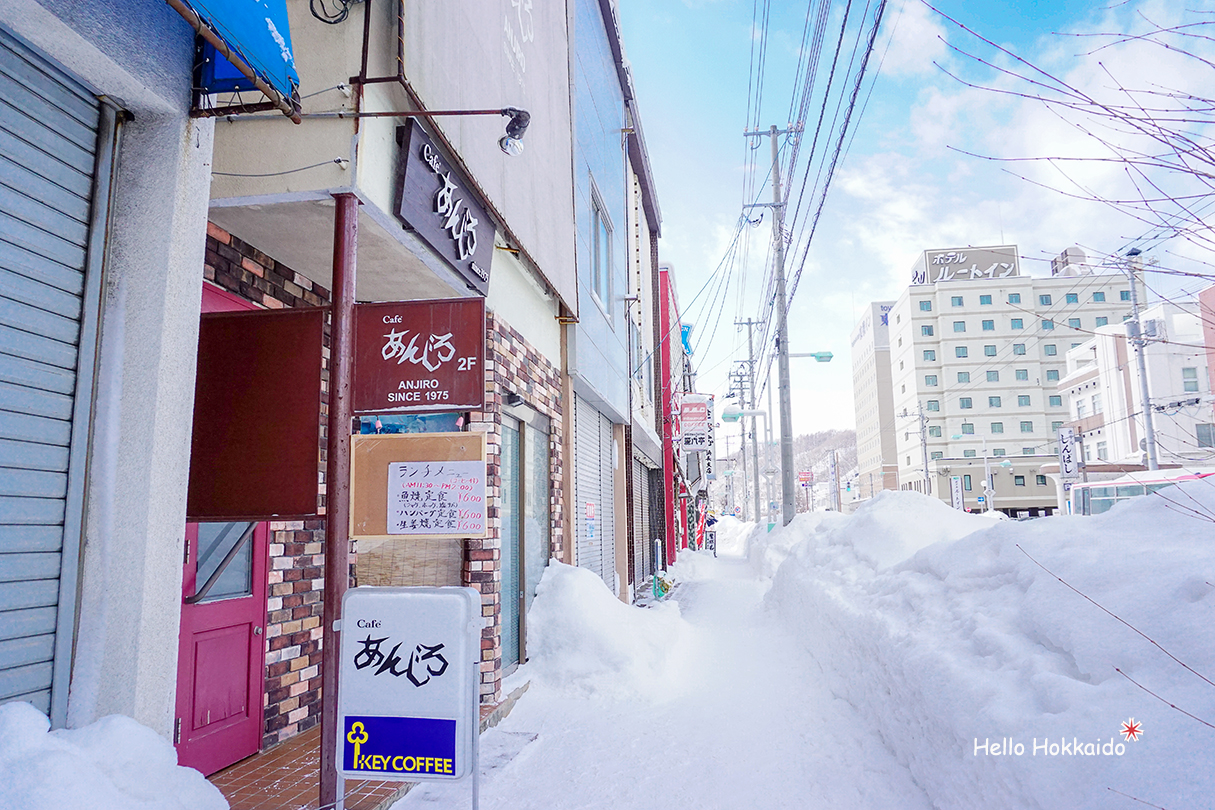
[
  {"left": 203, "top": 222, "right": 334, "bottom": 747},
  {"left": 466, "top": 310, "right": 563, "bottom": 703}
]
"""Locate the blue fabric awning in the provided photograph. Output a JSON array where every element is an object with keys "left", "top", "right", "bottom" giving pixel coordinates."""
[{"left": 172, "top": 0, "right": 300, "bottom": 108}]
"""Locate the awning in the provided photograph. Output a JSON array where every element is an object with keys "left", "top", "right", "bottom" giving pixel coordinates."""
[{"left": 167, "top": 0, "right": 301, "bottom": 122}]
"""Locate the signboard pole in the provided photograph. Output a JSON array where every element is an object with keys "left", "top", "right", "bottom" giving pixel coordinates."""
[{"left": 321, "top": 192, "right": 358, "bottom": 810}]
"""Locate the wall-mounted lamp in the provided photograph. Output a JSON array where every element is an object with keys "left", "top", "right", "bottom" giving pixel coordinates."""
[{"left": 505, "top": 392, "right": 525, "bottom": 407}]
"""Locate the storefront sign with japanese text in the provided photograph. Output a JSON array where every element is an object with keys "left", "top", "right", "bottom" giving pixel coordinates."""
[
  {"left": 1058, "top": 427, "right": 1080, "bottom": 481},
  {"left": 352, "top": 299, "right": 485, "bottom": 414},
  {"left": 387, "top": 460, "right": 486, "bottom": 536},
  {"left": 913, "top": 246, "right": 1020, "bottom": 285},
  {"left": 338, "top": 587, "right": 480, "bottom": 782},
  {"left": 681, "top": 394, "right": 711, "bottom": 452}
]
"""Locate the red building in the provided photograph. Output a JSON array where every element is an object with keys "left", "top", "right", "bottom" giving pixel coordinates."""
[{"left": 658, "top": 264, "right": 689, "bottom": 566}]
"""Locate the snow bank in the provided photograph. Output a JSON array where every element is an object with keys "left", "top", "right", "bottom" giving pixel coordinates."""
[
  {"left": 764, "top": 483, "right": 1215, "bottom": 809},
  {"left": 524, "top": 562, "right": 691, "bottom": 701},
  {"left": 709, "top": 514, "right": 751, "bottom": 556},
  {"left": 0, "top": 702, "right": 227, "bottom": 810}
]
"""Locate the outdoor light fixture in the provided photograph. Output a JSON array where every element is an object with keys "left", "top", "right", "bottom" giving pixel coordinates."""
[{"left": 505, "top": 391, "right": 525, "bottom": 407}]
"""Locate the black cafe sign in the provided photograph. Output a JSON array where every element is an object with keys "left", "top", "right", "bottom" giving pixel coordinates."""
[{"left": 397, "top": 120, "right": 495, "bottom": 296}]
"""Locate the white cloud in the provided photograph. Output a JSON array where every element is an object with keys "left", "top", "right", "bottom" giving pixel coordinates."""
[{"left": 877, "top": 0, "right": 950, "bottom": 78}]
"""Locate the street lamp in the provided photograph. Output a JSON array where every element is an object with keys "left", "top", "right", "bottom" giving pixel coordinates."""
[
  {"left": 787, "top": 351, "right": 834, "bottom": 362},
  {"left": 722, "top": 403, "right": 769, "bottom": 525},
  {"left": 951, "top": 435, "right": 1011, "bottom": 512}
]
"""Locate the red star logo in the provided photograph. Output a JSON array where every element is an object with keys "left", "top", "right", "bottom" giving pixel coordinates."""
[{"left": 1121, "top": 718, "right": 1143, "bottom": 742}]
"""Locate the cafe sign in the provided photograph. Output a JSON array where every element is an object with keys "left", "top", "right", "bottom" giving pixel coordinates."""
[
  {"left": 397, "top": 120, "right": 496, "bottom": 295},
  {"left": 353, "top": 299, "right": 486, "bottom": 414}
]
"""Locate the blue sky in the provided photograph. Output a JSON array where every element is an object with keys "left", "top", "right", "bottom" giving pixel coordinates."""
[{"left": 618, "top": 0, "right": 1215, "bottom": 432}]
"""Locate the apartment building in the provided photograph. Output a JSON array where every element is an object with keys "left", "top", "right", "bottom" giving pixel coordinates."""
[
  {"left": 887, "top": 245, "right": 1141, "bottom": 515},
  {"left": 851, "top": 301, "right": 898, "bottom": 500}
]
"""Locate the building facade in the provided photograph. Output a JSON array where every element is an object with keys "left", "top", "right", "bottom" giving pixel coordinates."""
[
  {"left": 850, "top": 301, "right": 897, "bottom": 501},
  {"left": 887, "top": 245, "right": 1142, "bottom": 515}
]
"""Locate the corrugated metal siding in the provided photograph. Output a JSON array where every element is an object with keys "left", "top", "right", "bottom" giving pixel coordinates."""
[
  {"left": 500, "top": 421, "right": 520, "bottom": 669},
  {"left": 574, "top": 394, "right": 615, "bottom": 588},
  {"left": 0, "top": 27, "right": 101, "bottom": 719}
]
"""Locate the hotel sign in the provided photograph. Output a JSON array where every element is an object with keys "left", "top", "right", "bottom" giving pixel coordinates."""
[
  {"left": 397, "top": 120, "right": 495, "bottom": 295},
  {"left": 914, "top": 246, "right": 1020, "bottom": 285},
  {"left": 352, "top": 299, "right": 486, "bottom": 414}
]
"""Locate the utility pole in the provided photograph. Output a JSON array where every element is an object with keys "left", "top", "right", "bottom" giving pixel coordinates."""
[
  {"left": 1125, "top": 249, "right": 1159, "bottom": 470},
  {"left": 736, "top": 319, "right": 763, "bottom": 525},
  {"left": 728, "top": 364, "right": 752, "bottom": 521}
]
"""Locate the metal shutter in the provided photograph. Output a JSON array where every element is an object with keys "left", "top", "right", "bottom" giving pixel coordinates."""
[
  {"left": 573, "top": 394, "right": 615, "bottom": 588},
  {"left": 631, "top": 456, "right": 653, "bottom": 588},
  {"left": 0, "top": 27, "right": 107, "bottom": 724}
]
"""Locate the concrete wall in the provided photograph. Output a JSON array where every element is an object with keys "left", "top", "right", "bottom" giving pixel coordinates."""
[{"left": 1, "top": 1, "right": 214, "bottom": 733}]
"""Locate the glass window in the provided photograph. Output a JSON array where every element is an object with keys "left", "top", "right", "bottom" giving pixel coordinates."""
[
  {"left": 984, "top": 344, "right": 997, "bottom": 356},
  {"left": 1044, "top": 344, "right": 1058, "bottom": 356},
  {"left": 1045, "top": 369, "right": 1059, "bottom": 381},
  {"left": 1120, "top": 290, "right": 1131, "bottom": 301},
  {"left": 1023, "top": 447, "right": 1035, "bottom": 455},
  {"left": 987, "top": 370, "right": 999, "bottom": 382},
  {"left": 925, "top": 374, "right": 938, "bottom": 386},
  {"left": 991, "top": 421, "right": 1004, "bottom": 433},
  {"left": 1049, "top": 395, "right": 1063, "bottom": 407},
  {"left": 1197, "top": 423, "right": 1215, "bottom": 447},
  {"left": 957, "top": 371, "right": 970, "bottom": 383},
  {"left": 982, "top": 319, "right": 995, "bottom": 331},
  {"left": 960, "top": 397, "right": 973, "bottom": 409},
  {"left": 962, "top": 423, "right": 975, "bottom": 434},
  {"left": 964, "top": 449, "right": 977, "bottom": 458},
  {"left": 951, "top": 296, "right": 963, "bottom": 307},
  {"left": 919, "top": 300, "right": 932, "bottom": 312},
  {"left": 1036, "top": 475, "right": 1047, "bottom": 486},
  {"left": 926, "top": 400, "right": 940, "bottom": 412},
  {"left": 989, "top": 396, "right": 1002, "bottom": 407},
  {"left": 899, "top": 361, "right": 904, "bottom": 370},
  {"left": 980, "top": 294, "right": 992, "bottom": 305},
  {"left": 1011, "top": 318, "right": 1023, "bottom": 329},
  {"left": 1093, "top": 291, "right": 1106, "bottom": 302},
  {"left": 956, "top": 346, "right": 968, "bottom": 358},
  {"left": 993, "top": 448, "right": 1006, "bottom": 456},
  {"left": 1020, "top": 420, "right": 1034, "bottom": 433},
  {"left": 1042, "top": 320, "right": 1055, "bottom": 330},
  {"left": 1095, "top": 316, "right": 1108, "bottom": 327},
  {"left": 1077, "top": 400, "right": 1088, "bottom": 418},
  {"left": 1008, "top": 293, "right": 1021, "bottom": 304},
  {"left": 953, "top": 321, "right": 966, "bottom": 333},
  {"left": 1051, "top": 420, "right": 1063, "bottom": 432},
  {"left": 1018, "top": 395, "right": 1031, "bottom": 406},
  {"left": 1183, "top": 367, "right": 1199, "bottom": 392},
  {"left": 922, "top": 325, "right": 934, "bottom": 336},
  {"left": 1013, "top": 344, "right": 1026, "bottom": 355},
  {"left": 1065, "top": 293, "right": 1079, "bottom": 304},
  {"left": 929, "top": 425, "right": 942, "bottom": 437},
  {"left": 1015, "top": 475, "right": 1026, "bottom": 486},
  {"left": 1039, "top": 294, "right": 1052, "bottom": 306},
  {"left": 592, "top": 201, "right": 612, "bottom": 306},
  {"left": 963, "top": 474, "right": 972, "bottom": 491},
  {"left": 195, "top": 522, "right": 255, "bottom": 602},
  {"left": 1097, "top": 441, "right": 1109, "bottom": 461},
  {"left": 923, "top": 349, "right": 936, "bottom": 361},
  {"left": 931, "top": 451, "right": 944, "bottom": 460},
  {"left": 1015, "top": 368, "right": 1029, "bottom": 381},
  {"left": 1068, "top": 318, "right": 1081, "bottom": 328}
]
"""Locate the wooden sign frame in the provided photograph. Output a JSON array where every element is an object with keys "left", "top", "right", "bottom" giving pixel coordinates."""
[{"left": 350, "top": 432, "right": 487, "bottom": 540}]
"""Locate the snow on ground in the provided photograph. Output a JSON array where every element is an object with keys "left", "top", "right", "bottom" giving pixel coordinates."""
[
  {"left": 398, "top": 483, "right": 1215, "bottom": 810},
  {"left": 0, "top": 701, "right": 227, "bottom": 810}
]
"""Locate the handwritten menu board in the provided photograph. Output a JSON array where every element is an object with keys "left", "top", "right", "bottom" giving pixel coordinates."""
[{"left": 387, "top": 461, "right": 485, "bottom": 535}]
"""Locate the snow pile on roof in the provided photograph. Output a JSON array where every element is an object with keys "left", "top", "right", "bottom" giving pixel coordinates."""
[
  {"left": 762, "top": 483, "right": 1215, "bottom": 809},
  {"left": 524, "top": 562, "right": 691, "bottom": 701},
  {"left": 0, "top": 702, "right": 227, "bottom": 810}
]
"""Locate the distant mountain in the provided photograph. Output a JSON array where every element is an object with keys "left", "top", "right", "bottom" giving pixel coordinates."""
[{"left": 713, "top": 428, "right": 857, "bottom": 516}]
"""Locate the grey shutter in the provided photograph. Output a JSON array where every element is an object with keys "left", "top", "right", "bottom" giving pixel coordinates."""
[
  {"left": 573, "top": 394, "right": 602, "bottom": 581},
  {"left": 597, "top": 409, "right": 614, "bottom": 588},
  {"left": 0, "top": 27, "right": 107, "bottom": 725}
]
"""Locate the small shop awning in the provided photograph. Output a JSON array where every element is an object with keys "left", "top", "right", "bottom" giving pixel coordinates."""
[{"left": 167, "top": 0, "right": 301, "bottom": 122}]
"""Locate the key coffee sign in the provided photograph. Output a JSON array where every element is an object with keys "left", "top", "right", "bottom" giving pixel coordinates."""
[{"left": 353, "top": 298, "right": 486, "bottom": 414}]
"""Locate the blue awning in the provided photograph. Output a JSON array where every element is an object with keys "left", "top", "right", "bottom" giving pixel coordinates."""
[{"left": 170, "top": 0, "right": 300, "bottom": 113}]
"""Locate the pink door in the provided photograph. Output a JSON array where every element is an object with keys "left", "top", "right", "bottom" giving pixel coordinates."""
[{"left": 175, "top": 282, "right": 269, "bottom": 775}]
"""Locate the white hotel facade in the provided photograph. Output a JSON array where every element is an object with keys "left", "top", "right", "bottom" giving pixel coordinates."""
[{"left": 885, "top": 246, "right": 1142, "bottom": 516}]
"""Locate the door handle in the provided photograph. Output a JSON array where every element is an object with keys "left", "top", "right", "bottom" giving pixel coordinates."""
[{"left": 254, "top": 626, "right": 263, "bottom": 635}]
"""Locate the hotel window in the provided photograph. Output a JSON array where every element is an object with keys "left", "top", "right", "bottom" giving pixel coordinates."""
[
  {"left": 1018, "top": 395, "right": 1031, "bottom": 407},
  {"left": 1015, "top": 475, "right": 1026, "bottom": 486},
  {"left": 1068, "top": 318, "right": 1080, "bottom": 328},
  {"left": 993, "top": 448, "right": 1006, "bottom": 456},
  {"left": 1010, "top": 318, "right": 1023, "bottom": 329},
  {"left": 922, "top": 325, "right": 934, "bottom": 336},
  {"left": 951, "top": 296, "right": 963, "bottom": 307},
  {"left": 931, "top": 451, "right": 944, "bottom": 460},
  {"left": 919, "top": 300, "right": 933, "bottom": 311},
  {"left": 1023, "top": 447, "right": 1035, "bottom": 455},
  {"left": 963, "top": 474, "right": 972, "bottom": 491},
  {"left": 984, "top": 345, "right": 997, "bottom": 357},
  {"left": 956, "top": 346, "right": 968, "bottom": 358},
  {"left": 1045, "top": 369, "right": 1059, "bottom": 381},
  {"left": 1042, "top": 320, "right": 1054, "bottom": 330},
  {"left": 923, "top": 349, "right": 936, "bottom": 361},
  {"left": 1020, "top": 420, "right": 1034, "bottom": 433},
  {"left": 960, "top": 397, "right": 973, "bottom": 409},
  {"left": 926, "top": 400, "right": 940, "bottom": 411},
  {"left": 1197, "top": 423, "right": 1215, "bottom": 447},
  {"left": 962, "top": 423, "right": 975, "bottom": 435},
  {"left": 1120, "top": 290, "right": 1131, "bottom": 301},
  {"left": 1049, "top": 395, "right": 1063, "bottom": 407},
  {"left": 1051, "top": 420, "right": 1063, "bottom": 432},
  {"left": 1015, "top": 368, "right": 1028, "bottom": 381},
  {"left": 929, "top": 425, "right": 942, "bottom": 437},
  {"left": 989, "top": 396, "right": 1002, "bottom": 407},
  {"left": 964, "top": 450, "right": 977, "bottom": 458},
  {"left": 1008, "top": 293, "right": 1021, "bottom": 304},
  {"left": 980, "top": 294, "right": 992, "bottom": 305},
  {"left": 953, "top": 321, "right": 966, "bottom": 333},
  {"left": 1093, "top": 291, "right": 1106, "bottom": 302},
  {"left": 1039, "top": 294, "right": 1052, "bottom": 306},
  {"left": 1065, "top": 293, "right": 1079, "bottom": 304},
  {"left": 982, "top": 319, "right": 995, "bottom": 331},
  {"left": 1183, "top": 367, "right": 1199, "bottom": 392},
  {"left": 991, "top": 422, "right": 1004, "bottom": 434},
  {"left": 1095, "top": 316, "right": 1108, "bottom": 327},
  {"left": 987, "top": 370, "right": 999, "bottom": 382},
  {"left": 1036, "top": 475, "right": 1047, "bottom": 486},
  {"left": 925, "top": 375, "right": 938, "bottom": 386},
  {"left": 1013, "top": 343, "right": 1026, "bottom": 355},
  {"left": 957, "top": 371, "right": 970, "bottom": 383},
  {"left": 1044, "top": 344, "right": 1058, "bottom": 356}
]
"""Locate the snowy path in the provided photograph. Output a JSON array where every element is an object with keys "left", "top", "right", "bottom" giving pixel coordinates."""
[{"left": 396, "top": 554, "right": 930, "bottom": 809}]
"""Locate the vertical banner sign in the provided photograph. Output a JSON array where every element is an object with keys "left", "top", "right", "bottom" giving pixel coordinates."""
[
  {"left": 338, "top": 587, "right": 481, "bottom": 782},
  {"left": 353, "top": 299, "right": 486, "bottom": 414},
  {"left": 1058, "top": 427, "right": 1080, "bottom": 481},
  {"left": 950, "top": 476, "right": 965, "bottom": 510},
  {"left": 704, "top": 395, "right": 716, "bottom": 480},
  {"left": 387, "top": 461, "right": 486, "bottom": 536},
  {"left": 680, "top": 394, "right": 711, "bottom": 453}
]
